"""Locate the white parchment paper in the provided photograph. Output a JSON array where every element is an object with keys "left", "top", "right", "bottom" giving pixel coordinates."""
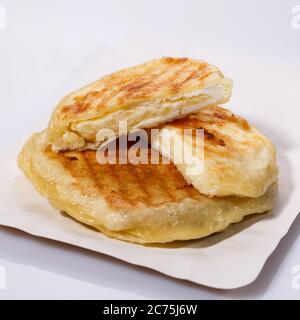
[
  {"left": 1, "top": 41, "right": 299, "bottom": 289},
  {"left": 0, "top": 139, "right": 298, "bottom": 289}
]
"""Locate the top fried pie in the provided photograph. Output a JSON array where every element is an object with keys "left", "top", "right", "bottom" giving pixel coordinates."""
[{"left": 45, "top": 57, "right": 232, "bottom": 152}]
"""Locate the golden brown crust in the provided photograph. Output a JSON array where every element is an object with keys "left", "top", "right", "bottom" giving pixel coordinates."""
[
  {"left": 57, "top": 58, "right": 213, "bottom": 120},
  {"left": 18, "top": 132, "right": 277, "bottom": 244},
  {"left": 159, "top": 105, "right": 270, "bottom": 159},
  {"left": 180, "top": 107, "right": 238, "bottom": 150},
  {"left": 153, "top": 106, "right": 279, "bottom": 198},
  {"left": 58, "top": 150, "right": 201, "bottom": 211},
  {"left": 45, "top": 57, "right": 232, "bottom": 152}
]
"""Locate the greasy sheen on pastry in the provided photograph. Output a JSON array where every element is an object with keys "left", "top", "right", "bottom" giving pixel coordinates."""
[
  {"left": 152, "top": 106, "right": 279, "bottom": 198},
  {"left": 18, "top": 132, "right": 277, "bottom": 244},
  {"left": 45, "top": 57, "right": 232, "bottom": 152}
]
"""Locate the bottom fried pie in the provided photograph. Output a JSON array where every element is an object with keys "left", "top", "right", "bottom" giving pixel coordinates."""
[{"left": 18, "top": 132, "right": 277, "bottom": 244}]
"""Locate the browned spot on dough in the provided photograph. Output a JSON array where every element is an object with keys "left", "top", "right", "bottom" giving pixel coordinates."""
[
  {"left": 120, "top": 80, "right": 155, "bottom": 99},
  {"left": 213, "top": 111, "right": 250, "bottom": 130},
  {"left": 62, "top": 91, "right": 104, "bottom": 115},
  {"left": 61, "top": 103, "right": 88, "bottom": 115},
  {"left": 163, "top": 57, "right": 188, "bottom": 64},
  {"left": 219, "top": 139, "right": 226, "bottom": 146},
  {"left": 56, "top": 147, "right": 204, "bottom": 211},
  {"left": 204, "top": 129, "right": 215, "bottom": 140}
]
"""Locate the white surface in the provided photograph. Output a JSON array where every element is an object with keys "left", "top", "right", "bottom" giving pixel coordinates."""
[
  {"left": 0, "top": 0, "right": 300, "bottom": 299},
  {"left": 0, "top": 148, "right": 296, "bottom": 290}
]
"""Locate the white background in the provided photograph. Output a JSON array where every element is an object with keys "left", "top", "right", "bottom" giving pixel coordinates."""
[{"left": 0, "top": 0, "right": 300, "bottom": 299}]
